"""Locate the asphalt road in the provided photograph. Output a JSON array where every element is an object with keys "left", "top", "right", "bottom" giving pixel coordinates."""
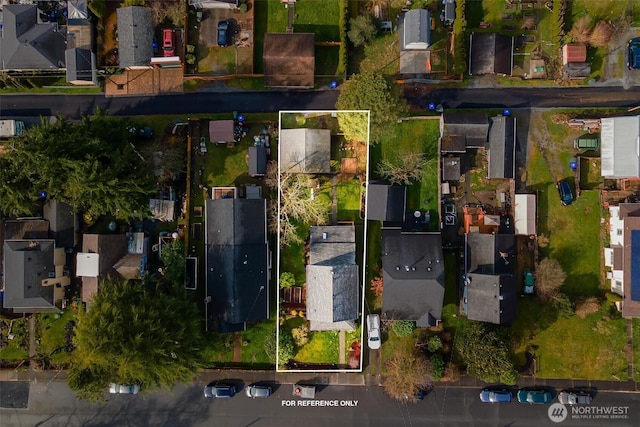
[
  {"left": 1, "top": 381, "right": 639, "bottom": 427},
  {"left": 2, "top": 86, "right": 640, "bottom": 119}
]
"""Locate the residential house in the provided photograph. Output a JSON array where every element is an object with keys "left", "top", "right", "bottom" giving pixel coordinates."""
[
  {"left": 442, "top": 0, "right": 456, "bottom": 26},
  {"left": 66, "top": 0, "right": 96, "bottom": 85},
  {"left": 76, "top": 234, "right": 128, "bottom": 307},
  {"left": 306, "top": 226, "right": 359, "bottom": 331},
  {"left": 440, "top": 112, "right": 490, "bottom": 153},
  {"left": 65, "top": 48, "right": 97, "bottom": 85},
  {"left": 280, "top": 128, "right": 331, "bottom": 174},
  {"left": 469, "top": 33, "right": 514, "bottom": 76},
  {"left": 562, "top": 43, "right": 590, "bottom": 80},
  {"left": 116, "top": 6, "right": 153, "bottom": 68},
  {"left": 513, "top": 194, "right": 537, "bottom": 236},
  {"left": 0, "top": 4, "right": 67, "bottom": 71},
  {"left": 43, "top": 200, "right": 78, "bottom": 250},
  {"left": 68, "top": 0, "right": 89, "bottom": 20},
  {"left": 248, "top": 145, "right": 267, "bottom": 177},
  {"left": 367, "top": 181, "right": 407, "bottom": 223},
  {"left": 601, "top": 116, "right": 640, "bottom": 179},
  {"left": 209, "top": 120, "right": 235, "bottom": 145},
  {"left": 487, "top": 115, "right": 516, "bottom": 179},
  {"left": 263, "top": 33, "right": 315, "bottom": 88},
  {"left": 381, "top": 228, "right": 445, "bottom": 327},
  {"left": 205, "top": 198, "right": 269, "bottom": 331},
  {"left": 1, "top": 217, "right": 72, "bottom": 313},
  {"left": 463, "top": 233, "right": 517, "bottom": 324},
  {"left": 605, "top": 203, "right": 640, "bottom": 317},
  {"left": 442, "top": 157, "right": 461, "bottom": 181}
]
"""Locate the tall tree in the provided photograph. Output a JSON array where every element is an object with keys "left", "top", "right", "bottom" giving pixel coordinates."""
[
  {"left": 348, "top": 15, "right": 378, "bottom": 47},
  {"left": 454, "top": 321, "right": 517, "bottom": 385},
  {"left": 383, "top": 350, "right": 432, "bottom": 403},
  {"left": 69, "top": 277, "right": 204, "bottom": 401},
  {"left": 0, "top": 113, "right": 155, "bottom": 220},
  {"left": 336, "top": 72, "right": 407, "bottom": 145},
  {"left": 535, "top": 258, "right": 567, "bottom": 303}
]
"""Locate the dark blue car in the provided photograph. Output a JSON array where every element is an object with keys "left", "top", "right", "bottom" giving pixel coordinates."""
[
  {"left": 218, "top": 20, "right": 230, "bottom": 47},
  {"left": 628, "top": 38, "right": 640, "bottom": 70},
  {"left": 556, "top": 180, "right": 574, "bottom": 206}
]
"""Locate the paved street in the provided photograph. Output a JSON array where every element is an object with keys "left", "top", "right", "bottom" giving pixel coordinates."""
[
  {"left": 3, "top": 86, "right": 640, "bottom": 120},
  {"left": 1, "top": 379, "right": 640, "bottom": 427}
]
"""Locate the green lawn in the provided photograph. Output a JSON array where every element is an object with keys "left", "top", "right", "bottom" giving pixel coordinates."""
[
  {"left": 201, "top": 332, "right": 235, "bottom": 366},
  {"left": 294, "top": 330, "right": 340, "bottom": 364},
  {"left": 337, "top": 180, "right": 362, "bottom": 216},
  {"left": 38, "top": 310, "right": 75, "bottom": 366},
  {"left": 241, "top": 318, "right": 276, "bottom": 365},
  {"left": 380, "top": 328, "right": 418, "bottom": 373},
  {"left": 0, "top": 318, "right": 29, "bottom": 362}
]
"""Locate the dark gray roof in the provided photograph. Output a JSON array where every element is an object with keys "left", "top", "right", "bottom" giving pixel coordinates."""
[
  {"left": 367, "top": 182, "right": 407, "bottom": 222},
  {"left": 469, "top": 33, "right": 514, "bottom": 76},
  {"left": 308, "top": 225, "right": 356, "bottom": 266},
  {"left": 65, "top": 48, "right": 96, "bottom": 84},
  {"left": 381, "top": 228, "right": 445, "bottom": 327},
  {"left": 465, "top": 273, "right": 517, "bottom": 324},
  {"left": 442, "top": 113, "right": 490, "bottom": 149},
  {"left": 43, "top": 200, "right": 77, "bottom": 249},
  {"left": 0, "top": 4, "right": 67, "bottom": 70},
  {"left": 3, "top": 240, "right": 58, "bottom": 312},
  {"left": 116, "top": 6, "right": 153, "bottom": 68},
  {"left": 563, "top": 62, "right": 591, "bottom": 79},
  {"left": 280, "top": 128, "right": 331, "bottom": 173},
  {"left": 465, "top": 233, "right": 516, "bottom": 275},
  {"left": 205, "top": 198, "right": 268, "bottom": 329},
  {"left": 488, "top": 115, "right": 516, "bottom": 179},
  {"left": 248, "top": 145, "right": 267, "bottom": 176},
  {"left": 306, "top": 225, "right": 358, "bottom": 329},
  {"left": 442, "top": 157, "right": 461, "bottom": 181}
]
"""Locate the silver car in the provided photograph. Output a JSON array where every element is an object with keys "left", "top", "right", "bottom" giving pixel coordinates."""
[
  {"left": 558, "top": 390, "right": 592, "bottom": 405},
  {"left": 109, "top": 383, "right": 140, "bottom": 395},
  {"left": 367, "top": 314, "right": 381, "bottom": 350},
  {"left": 245, "top": 384, "right": 271, "bottom": 398}
]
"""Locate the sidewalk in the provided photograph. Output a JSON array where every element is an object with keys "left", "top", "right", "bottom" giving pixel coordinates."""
[{"left": 2, "top": 368, "right": 638, "bottom": 393}]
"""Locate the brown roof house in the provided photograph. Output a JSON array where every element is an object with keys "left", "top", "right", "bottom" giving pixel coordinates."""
[
  {"left": 306, "top": 225, "right": 359, "bottom": 331},
  {"left": 209, "top": 120, "right": 235, "bottom": 144},
  {"left": 77, "top": 232, "right": 148, "bottom": 308},
  {"left": 562, "top": 43, "right": 590, "bottom": 79},
  {"left": 263, "top": 33, "right": 315, "bottom": 88}
]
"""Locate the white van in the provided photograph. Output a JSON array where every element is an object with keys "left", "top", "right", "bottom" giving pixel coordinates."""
[{"left": 367, "top": 314, "right": 381, "bottom": 350}]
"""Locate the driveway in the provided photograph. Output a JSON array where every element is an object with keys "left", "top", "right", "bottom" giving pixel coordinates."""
[{"left": 602, "top": 27, "right": 640, "bottom": 88}]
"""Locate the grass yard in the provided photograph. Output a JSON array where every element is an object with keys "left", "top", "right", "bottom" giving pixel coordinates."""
[
  {"left": 201, "top": 332, "right": 236, "bottom": 366},
  {"left": 280, "top": 220, "right": 310, "bottom": 285},
  {"left": 294, "top": 330, "right": 340, "bottom": 364},
  {"left": 533, "top": 309, "right": 628, "bottom": 380},
  {"left": 38, "top": 310, "right": 75, "bottom": 366},
  {"left": 241, "top": 318, "right": 276, "bottom": 365},
  {"left": 0, "top": 318, "right": 29, "bottom": 363},
  {"left": 337, "top": 180, "right": 362, "bottom": 218},
  {"left": 380, "top": 328, "right": 419, "bottom": 373},
  {"left": 197, "top": 46, "right": 236, "bottom": 74}
]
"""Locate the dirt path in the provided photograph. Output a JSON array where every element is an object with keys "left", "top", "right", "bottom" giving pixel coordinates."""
[{"left": 527, "top": 110, "right": 565, "bottom": 182}]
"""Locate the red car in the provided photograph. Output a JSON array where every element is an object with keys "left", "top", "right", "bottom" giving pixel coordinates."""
[{"left": 163, "top": 28, "right": 175, "bottom": 57}]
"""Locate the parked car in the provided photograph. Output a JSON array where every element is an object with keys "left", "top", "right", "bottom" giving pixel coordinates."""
[
  {"left": 217, "top": 20, "right": 230, "bottom": 47},
  {"left": 479, "top": 388, "right": 512, "bottom": 403},
  {"left": 628, "top": 37, "right": 640, "bottom": 70},
  {"left": 204, "top": 383, "right": 236, "bottom": 398},
  {"left": 163, "top": 28, "right": 175, "bottom": 57},
  {"left": 556, "top": 180, "right": 574, "bottom": 206},
  {"left": 246, "top": 384, "right": 271, "bottom": 398},
  {"left": 573, "top": 136, "right": 600, "bottom": 150},
  {"left": 517, "top": 388, "right": 553, "bottom": 404},
  {"left": 522, "top": 269, "right": 535, "bottom": 295},
  {"left": 366, "top": 314, "right": 381, "bottom": 350},
  {"left": 109, "top": 383, "right": 140, "bottom": 395},
  {"left": 558, "top": 390, "right": 593, "bottom": 405}
]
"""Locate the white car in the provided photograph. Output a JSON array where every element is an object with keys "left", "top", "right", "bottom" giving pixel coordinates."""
[
  {"left": 367, "top": 314, "right": 381, "bottom": 350},
  {"left": 109, "top": 383, "right": 140, "bottom": 395}
]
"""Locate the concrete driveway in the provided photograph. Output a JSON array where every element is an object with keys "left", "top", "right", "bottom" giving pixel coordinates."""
[{"left": 602, "top": 27, "right": 640, "bottom": 88}]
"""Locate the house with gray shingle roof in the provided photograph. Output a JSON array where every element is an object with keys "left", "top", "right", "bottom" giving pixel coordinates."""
[
  {"left": 0, "top": 4, "right": 67, "bottom": 71},
  {"left": 280, "top": 128, "right": 331, "bottom": 174},
  {"left": 306, "top": 225, "right": 359, "bottom": 331},
  {"left": 487, "top": 115, "right": 516, "bottom": 179},
  {"left": 116, "top": 6, "right": 153, "bottom": 69}
]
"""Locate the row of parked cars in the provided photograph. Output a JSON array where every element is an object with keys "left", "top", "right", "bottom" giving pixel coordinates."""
[
  {"left": 204, "top": 383, "right": 271, "bottom": 399},
  {"left": 479, "top": 387, "right": 593, "bottom": 405}
]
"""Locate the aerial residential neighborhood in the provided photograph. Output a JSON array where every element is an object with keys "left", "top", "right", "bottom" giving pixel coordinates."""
[{"left": 2, "top": 0, "right": 640, "bottom": 425}]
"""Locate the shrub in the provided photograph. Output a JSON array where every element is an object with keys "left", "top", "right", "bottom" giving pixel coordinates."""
[
  {"left": 278, "top": 331, "right": 295, "bottom": 366},
  {"left": 370, "top": 276, "right": 383, "bottom": 297},
  {"left": 392, "top": 320, "right": 416, "bottom": 338},
  {"left": 291, "top": 325, "right": 309, "bottom": 347},
  {"left": 431, "top": 353, "right": 444, "bottom": 381},
  {"left": 348, "top": 15, "right": 378, "bottom": 47},
  {"left": 186, "top": 45, "right": 196, "bottom": 54},
  {"left": 264, "top": 332, "right": 276, "bottom": 363},
  {"left": 280, "top": 272, "right": 296, "bottom": 288},
  {"left": 605, "top": 292, "right": 623, "bottom": 303},
  {"left": 88, "top": 0, "right": 106, "bottom": 19},
  {"left": 427, "top": 336, "right": 443, "bottom": 353},
  {"left": 239, "top": 4, "right": 247, "bottom": 13}
]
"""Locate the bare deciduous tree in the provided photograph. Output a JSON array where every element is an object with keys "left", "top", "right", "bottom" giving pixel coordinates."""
[
  {"left": 266, "top": 164, "right": 330, "bottom": 246},
  {"left": 376, "top": 152, "right": 430, "bottom": 185},
  {"left": 383, "top": 350, "right": 432, "bottom": 403},
  {"left": 589, "top": 21, "right": 613, "bottom": 47},
  {"left": 570, "top": 15, "right": 591, "bottom": 43},
  {"left": 535, "top": 258, "right": 567, "bottom": 303}
]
